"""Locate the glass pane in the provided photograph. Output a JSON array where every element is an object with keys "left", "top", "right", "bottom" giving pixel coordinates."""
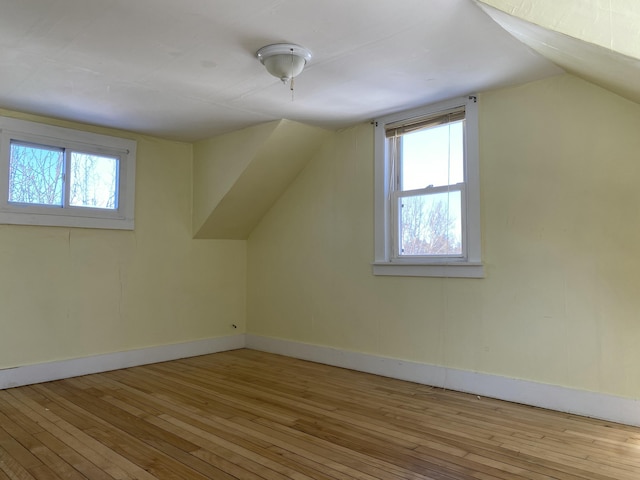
[
  {"left": 9, "top": 141, "right": 64, "bottom": 206},
  {"left": 399, "top": 191, "right": 462, "bottom": 256},
  {"left": 69, "top": 152, "right": 119, "bottom": 209},
  {"left": 401, "top": 120, "right": 464, "bottom": 191}
]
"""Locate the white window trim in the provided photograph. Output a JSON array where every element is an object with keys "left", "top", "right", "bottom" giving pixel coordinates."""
[
  {"left": 0, "top": 116, "right": 136, "bottom": 230},
  {"left": 373, "top": 95, "right": 483, "bottom": 278}
]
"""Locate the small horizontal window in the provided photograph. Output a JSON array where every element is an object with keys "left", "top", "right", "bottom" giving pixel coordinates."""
[{"left": 0, "top": 117, "right": 136, "bottom": 230}]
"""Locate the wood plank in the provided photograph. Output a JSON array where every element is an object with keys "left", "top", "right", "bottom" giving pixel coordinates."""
[
  {"left": 0, "top": 445, "right": 37, "bottom": 480},
  {"left": 7, "top": 387, "right": 157, "bottom": 480},
  {"left": 0, "top": 349, "right": 636, "bottom": 480}
]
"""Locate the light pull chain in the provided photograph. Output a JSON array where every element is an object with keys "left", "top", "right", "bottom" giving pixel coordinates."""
[{"left": 290, "top": 48, "right": 295, "bottom": 101}]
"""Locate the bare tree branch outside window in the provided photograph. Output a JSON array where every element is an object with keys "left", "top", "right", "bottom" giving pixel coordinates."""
[
  {"left": 8, "top": 142, "right": 118, "bottom": 211},
  {"left": 400, "top": 194, "right": 461, "bottom": 256},
  {"left": 69, "top": 153, "right": 118, "bottom": 209},
  {"left": 9, "top": 143, "right": 64, "bottom": 206}
]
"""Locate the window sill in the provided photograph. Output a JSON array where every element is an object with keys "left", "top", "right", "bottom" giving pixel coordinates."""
[
  {"left": 372, "top": 262, "right": 485, "bottom": 278},
  {"left": 0, "top": 210, "right": 133, "bottom": 230}
]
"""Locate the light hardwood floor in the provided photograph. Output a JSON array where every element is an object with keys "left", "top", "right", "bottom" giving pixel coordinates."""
[{"left": 0, "top": 349, "right": 638, "bottom": 479}]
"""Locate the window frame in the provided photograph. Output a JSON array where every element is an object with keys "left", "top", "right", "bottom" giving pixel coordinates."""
[
  {"left": 0, "top": 116, "right": 136, "bottom": 230},
  {"left": 373, "top": 95, "right": 483, "bottom": 278}
]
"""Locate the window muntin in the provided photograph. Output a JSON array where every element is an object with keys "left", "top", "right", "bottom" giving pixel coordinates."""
[
  {"left": 373, "top": 96, "right": 483, "bottom": 278},
  {"left": 0, "top": 116, "right": 136, "bottom": 230}
]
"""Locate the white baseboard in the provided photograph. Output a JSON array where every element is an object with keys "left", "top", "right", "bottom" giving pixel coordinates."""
[
  {"left": 0, "top": 334, "right": 245, "bottom": 390},
  {"left": 4, "top": 333, "right": 639, "bottom": 427},
  {"left": 245, "top": 334, "right": 640, "bottom": 427}
]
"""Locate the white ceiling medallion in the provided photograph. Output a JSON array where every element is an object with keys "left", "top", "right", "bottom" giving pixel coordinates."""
[{"left": 256, "top": 43, "right": 312, "bottom": 97}]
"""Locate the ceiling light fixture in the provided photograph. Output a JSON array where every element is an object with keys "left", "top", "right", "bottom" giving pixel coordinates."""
[{"left": 256, "top": 43, "right": 312, "bottom": 96}]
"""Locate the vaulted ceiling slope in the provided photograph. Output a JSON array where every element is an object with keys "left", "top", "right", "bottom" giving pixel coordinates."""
[
  {"left": 193, "top": 120, "right": 330, "bottom": 239},
  {"left": 478, "top": 0, "right": 640, "bottom": 105},
  {"left": 480, "top": 0, "right": 640, "bottom": 60},
  {"left": 0, "top": 0, "right": 562, "bottom": 141}
]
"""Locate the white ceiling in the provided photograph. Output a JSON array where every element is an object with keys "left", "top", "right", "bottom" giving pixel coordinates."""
[{"left": 0, "top": 0, "right": 562, "bottom": 141}]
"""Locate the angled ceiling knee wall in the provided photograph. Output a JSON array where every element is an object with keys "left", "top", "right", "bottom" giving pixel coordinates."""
[
  {"left": 193, "top": 119, "right": 331, "bottom": 239},
  {"left": 477, "top": 0, "right": 640, "bottom": 105}
]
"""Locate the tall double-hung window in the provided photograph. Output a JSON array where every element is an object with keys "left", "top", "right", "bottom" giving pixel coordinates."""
[{"left": 373, "top": 96, "right": 483, "bottom": 277}]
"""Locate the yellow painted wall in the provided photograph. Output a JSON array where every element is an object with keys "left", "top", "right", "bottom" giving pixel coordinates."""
[
  {"left": 192, "top": 122, "right": 277, "bottom": 235},
  {"left": 479, "top": 0, "right": 640, "bottom": 60},
  {"left": 0, "top": 111, "right": 246, "bottom": 369},
  {"left": 247, "top": 74, "right": 640, "bottom": 399}
]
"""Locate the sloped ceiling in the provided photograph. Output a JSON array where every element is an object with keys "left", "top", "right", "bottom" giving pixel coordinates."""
[
  {"left": 191, "top": 0, "right": 640, "bottom": 240},
  {"left": 9, "top": 1, "right": 635, "bottom": 239},
  {"left": 4, "top": 1, "right": 637, "bottom": 142},
  {"left": 0, "top": 0, "right": 562, "bottom": 141},
  {"left": 478, "top": 0, "right": 640, "bottom": 59},
  {"left": 193, "top": 120, "right": 331, "bottom": 239},
  {"left": 477, "top": 1, "right": 640, "bottom": 105}
]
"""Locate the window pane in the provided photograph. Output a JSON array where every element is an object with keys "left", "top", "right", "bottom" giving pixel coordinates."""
[
  {"left": 9, "top": 141, "right": 64, "bottom": 206},
  {"left": 69, "top": 152, "right": 118, "bottom": 209},
  {"left": 399, "top": 191, "right": 462, "bottom": 256},
  {"left": 401, "top": 120, "right": 464, "bottom": 191}
]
